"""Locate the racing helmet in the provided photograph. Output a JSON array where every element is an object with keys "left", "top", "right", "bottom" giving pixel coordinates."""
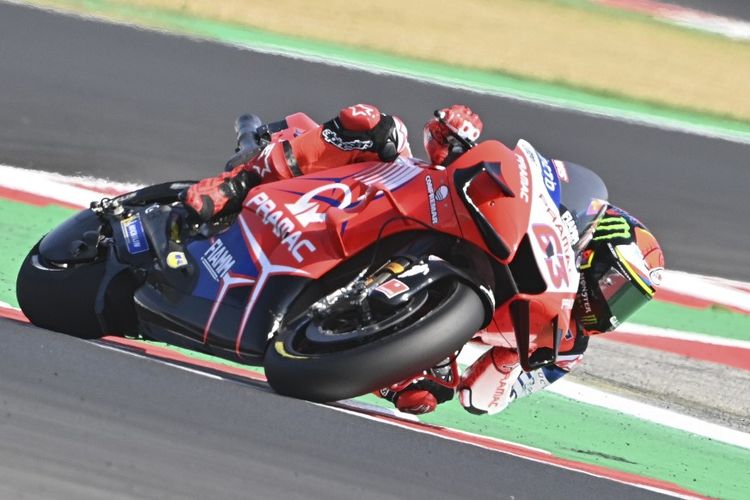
[
  {"left": 573, "top": 205, "right": 665, "bottom": 334},
  {"left": 423, "top": 105, "right": 483, "bottom": 165}
]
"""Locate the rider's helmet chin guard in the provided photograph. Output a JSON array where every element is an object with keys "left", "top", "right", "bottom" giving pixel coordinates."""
[{"left": 573, "top": 205, "right": 665, "bottom": 335}]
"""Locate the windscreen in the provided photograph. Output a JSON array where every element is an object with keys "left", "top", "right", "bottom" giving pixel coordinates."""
[{"left": 557, "top": 161, "right": 609, "bottom": 242}]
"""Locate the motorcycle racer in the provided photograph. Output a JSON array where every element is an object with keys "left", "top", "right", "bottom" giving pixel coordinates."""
[
  {"left": 183, "top": 104, "right": 482, "bottom": 221},
  {"left": 182, "top": 103, "right": 663, "bottom": 417},
  {"left": 385, "top": 205, "right": 665, "bottom": 415}
]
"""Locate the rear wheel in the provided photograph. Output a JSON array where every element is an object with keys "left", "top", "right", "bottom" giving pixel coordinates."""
[{"left": 264, "top": 279, "right": 485, "bottom": 402}]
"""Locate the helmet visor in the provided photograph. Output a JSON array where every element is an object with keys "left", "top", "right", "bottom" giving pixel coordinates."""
[{"left": 597, "top": 266, "right": 650, "bottom": 328}]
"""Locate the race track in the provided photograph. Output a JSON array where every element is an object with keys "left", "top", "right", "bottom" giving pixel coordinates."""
[
  {"left": 0, "top": 318, "right": 671, "bottom": 499},
  {"left": 0, "top": 2, "right": 747, "bottom": 498}
]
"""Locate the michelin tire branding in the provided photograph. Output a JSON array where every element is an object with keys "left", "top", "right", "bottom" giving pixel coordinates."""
[{"left": 120, "top": 214, "right": 149, "bottom": 255}]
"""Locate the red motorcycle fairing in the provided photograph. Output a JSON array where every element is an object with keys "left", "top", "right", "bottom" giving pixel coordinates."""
[
  {"left": 224, "top": 157, "right": 467, "bottom": 354},
  {"left": 445, "top": 140, "right": 582, "bottom": 363},
  {"left": 239, "top": 156, "right": 462, "bottom": 278},
  {"left": 136, "top": 135, "right": 584, "bottom": 371},
  {"left": 230, "top": 138, "right": 578, "bottom": 366}
]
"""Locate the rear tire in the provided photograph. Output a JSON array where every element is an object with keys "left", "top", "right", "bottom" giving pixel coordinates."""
[
  {"left": 264, "top": 280, "right": 485, "bottom": 402},
  {"left": 16, "top": 242, "right": 108, "bottom": 338}
]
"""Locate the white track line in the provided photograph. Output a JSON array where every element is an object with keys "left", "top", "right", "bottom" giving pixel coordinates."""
[
  {"left": 0, "top": 164, "right": 138, "bottom": 207},
  {"left": 618, "top": 322, "right": 750, "bottom": 350},
  {"left": 660, "top": 269, "right": 750, "bottom": 313}
]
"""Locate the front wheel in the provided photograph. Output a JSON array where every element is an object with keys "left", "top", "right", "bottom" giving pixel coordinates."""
[
  {"left": 16, "top": 242, "right": 108, "bottom": 338},
  {"left": 264, "top": 279, "right": 485, "bottom": 402}
]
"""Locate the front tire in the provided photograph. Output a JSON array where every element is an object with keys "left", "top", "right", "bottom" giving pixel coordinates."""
[
  {"left": 16, "top": 242, "right": 108, "bottom": 338},
  {"left": 264, "top": 280, "right": 485, "bottom": 402}
]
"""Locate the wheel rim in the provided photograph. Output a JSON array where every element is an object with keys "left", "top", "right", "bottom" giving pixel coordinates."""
[
  {"left": 304, "top": 289, "right": 429, "bottom": 345},
  {"left": 284, "top": 280, "right": 459, "bottom": 356}
]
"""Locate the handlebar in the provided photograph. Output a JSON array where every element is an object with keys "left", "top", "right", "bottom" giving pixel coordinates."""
[{"left": 234, "top": 114, "right": 263, "bottom": 152}]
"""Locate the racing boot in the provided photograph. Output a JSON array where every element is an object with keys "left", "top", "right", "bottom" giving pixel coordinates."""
[{"left": 458, "top": 347, "right": 523, "bottom": 415}]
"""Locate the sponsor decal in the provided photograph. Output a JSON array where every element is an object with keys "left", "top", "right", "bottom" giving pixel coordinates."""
[
  {"left": 166, "top": 251, "right": 188, "bottom": 269},
  {"left": 375, "top": 279, "right": 410, "bottom": 299},
  {"left": 540, "top": 157, "right": 557, "bottom": 194},
  {"left": 593, "top": 216, "right": 632, "bottom": 241},
  {"left": 561, "top": 210, "right": 580, "bottom": 246},
  {"left": 578, "top": 281, "right": 594, "bottom": 315},
  {"left": 251, "top": 146, "right": 273, "bottom": 178},
  {"left": 322, "top": 128, "right": 373, "bottom": 151},
  {"left": 517, "top": 140, "right": 560, "bottom": 206},
  {"left": 347, "top": 103, "right": 378, "bottom": 119},
  {"left": 538, "top": 194, "right": 575, "bottom": 273},
  {"left": 201, "top": 239, "right": 236, "bottom": 281},
  {"left": 553, "top": 160, "right": 569, "bottom": 183},
  {"left": 284, "top": 183, "right": 352, "bottom": 227},
  {"left": 532, "top": 224, "right": 569, "bottom": 288},
  {"left": 515, "top": 154, "right": 530, "bottom": 203},
  {"left": 489, "top": 373, "right": 515, "bottom": 409},
  {"left": 425, "top": 175, "right": 439, "bottom": 224},
  {"left": 435, "top": 184, "right": 449, "bottom": 201},
  {"left": 247, "top": 192, "right": 316, "bottom": 263},
  {"left": 120, "top": 214, "right": 149, "bottom": 255},
  {"left": 581, "top": 313, "right": 598, "bottom": 326}
]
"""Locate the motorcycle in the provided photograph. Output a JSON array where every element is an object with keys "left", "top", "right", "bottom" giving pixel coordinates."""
[{"left": 16, "top": 111, "right": 608, "bottom": 403}]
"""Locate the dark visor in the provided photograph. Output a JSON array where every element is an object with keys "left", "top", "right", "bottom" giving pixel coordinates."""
[{"left": 596, "top": 267, "right": 650, "bottom": 327}]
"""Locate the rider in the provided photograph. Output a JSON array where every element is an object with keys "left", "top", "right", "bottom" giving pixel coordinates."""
[
  {"left": 183, "top": 103, "right": 664, "bottom": 417},
  {"left": 383, "top": 206, "right": 665, "bottom": 415},
  {"left": 183, "top": 103, "right": 482, "bottom": 221}
]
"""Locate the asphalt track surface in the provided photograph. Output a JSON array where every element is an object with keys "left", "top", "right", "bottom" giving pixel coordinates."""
[{"left": 0, "top": 2, "right": 744, "bottom": 498}]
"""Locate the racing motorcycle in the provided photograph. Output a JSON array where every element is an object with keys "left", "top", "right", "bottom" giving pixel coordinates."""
[{"left": 16, "top": 112, "right": 608, "bottom": 403}]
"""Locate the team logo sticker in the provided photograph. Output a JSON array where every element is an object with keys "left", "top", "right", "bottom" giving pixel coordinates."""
[
  {"left": 375, "top": 279, "right": 410, "bottom": 299},
  {"left": 167, "top": 251, "right": 188, "bottom": 269},
  {"left": 200, "top": 239, "right": 236, "bottom": 281},
  {"left": 120, "top": 214, "right": 149, "bottom": 255}
]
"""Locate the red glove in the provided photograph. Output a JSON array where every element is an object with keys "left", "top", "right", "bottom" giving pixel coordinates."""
[
  {"left": 423, "top": 105, "right": 483, "bottom": 165},
  {"left": 183, "top": 165, "right": 259, "bottom": 222}
]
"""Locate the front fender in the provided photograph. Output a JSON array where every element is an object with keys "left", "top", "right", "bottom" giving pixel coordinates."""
[{"left": 38, "top": 209, "right": 102, "bottom": 263}]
